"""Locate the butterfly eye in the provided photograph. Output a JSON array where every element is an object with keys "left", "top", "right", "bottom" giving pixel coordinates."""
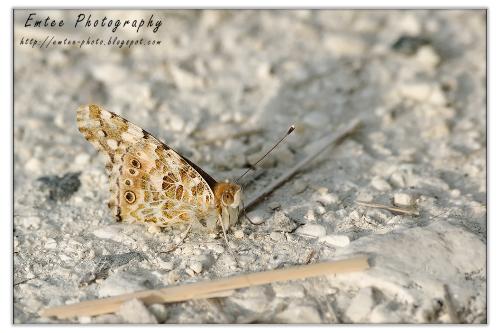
[{"left": 131, "top": 159, "right": 141, "bottom": 169}]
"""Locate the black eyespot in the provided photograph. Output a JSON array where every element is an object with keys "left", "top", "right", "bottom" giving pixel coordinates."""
[
  {"left": 124, "top": 191, "right": 136, "bottom": 203},
  {"left": 129, "top": 168, "right": 136, "bottom": 175},
  {"left": 131, "top": 159, "right": 141, "bottom": 169},
  {"left": 124, "top": 179, "right": 132, "bottom": 186}
]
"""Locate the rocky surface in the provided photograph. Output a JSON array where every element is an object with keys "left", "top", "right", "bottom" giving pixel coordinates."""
[{"left": 14, "top": 10, "right": 486, "bottom": 323}]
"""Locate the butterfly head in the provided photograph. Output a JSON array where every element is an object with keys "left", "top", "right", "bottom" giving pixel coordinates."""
[{"left": 214, "top": 182, "right": 242, "bottom": 231}]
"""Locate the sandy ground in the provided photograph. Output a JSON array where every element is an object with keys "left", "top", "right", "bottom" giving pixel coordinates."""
[{"left": 13, "top": 10, "right": 486, "bottom": 323}]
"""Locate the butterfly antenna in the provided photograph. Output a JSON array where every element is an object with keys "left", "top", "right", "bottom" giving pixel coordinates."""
[{"left": 236, "top": 125, "right": 295, "bottom": 183}]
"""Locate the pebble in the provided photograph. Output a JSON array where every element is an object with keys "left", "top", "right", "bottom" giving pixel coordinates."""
[
  {"left": 345, "top": 287, "right": 375, "bottom": 322},
  {"left": 394, "top": 192, "right": 415, "bottom": 206},
  {"left": 98, "top": 271, "right": 152, "bottom": 298},
  {"left": 20, "top": 216, "right": 41, "bottom": 229},
  {"left": 371, "top": 177, "right": 392, "bottom": 191},
  {"left": 399, "top": 82, "right": 447, "bottom": 106},
  {"left": 450, "top": 189, "right": 461, "bottom": 198},
  {"left": 210, "top": 244, "right": 225, "bottom": 254},
  {"left": 273, "top": 283, "right": 305, "bottom": 298},
  {"left": 189, "top": 261, "right": 203, "bottom": 274},
  {"left": 44, "top": 238, "right": 57, "bottom": 249},
  {"left": 293, "top": 180, "right": 308, "bottom": 194},
  {"left": 319, "top": 234, "right": 350, "bottom": 247},
  {"left": 296, "top": 223, "right": 326, "bottom": 238},
  {"left": 233, "top": 229, "right": 244, "bottom": 239},
  {"left": 117, "top": 299, "right": 158, "bottom": 324},
  {"left": 314, "top": 187, "right": 339, "bottom": 205},
  {"left": 270, "top": 231, "right": 286, "bottom": 242},
  {"left": 74, "top": 153, "right": 90, "bottom": 165},
  {"left": 25, "top": 158, "right": 40, "bottom": 173},
  {"left": 415, "top": 46, "right": 441, "bottom": 68},
  {"left": 390, "top": 171, "right": 407, "bottom": 188},
  {"left": 268, "top": 201, "right": 281, "bottom": 210},
  {"left": 271, "top": 211, "right": 296, "bottom": 233},
  {"left": 147, "top": 225, "right": 162, "bottom": 234},
  {"left": 275, "top": 304, "right": 322, "bottom": 323},
  {"left": 148, "top": 303, "right": 168, "bottom": 323}
]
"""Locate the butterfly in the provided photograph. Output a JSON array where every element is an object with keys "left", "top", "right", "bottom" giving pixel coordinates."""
[{"left": 77, "top": 104, "right": 242, "bottom": 234}]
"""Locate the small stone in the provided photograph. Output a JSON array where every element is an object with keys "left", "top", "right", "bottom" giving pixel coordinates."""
[
  {"left": 390, "top": 171, "right": 407, "bottom": 188},
  {"left": 314, "top": 187, "right": 339, "bottom": 205},
  {"left": 25, "top": 158, "right": 40, "bottom": 172},
  {"left": 185, "top": 268, "right": 196, "bottom": 277},
  {"left": 271, "top": 211, "right": 296, "bottom": 233},
  {"left": 98, "top": 271, "right": 153, "bottom": 298},
  {"left": 415, "top": 46, "right": 440, "bottom": 68},
  {"left": 148, "top": 303, "right": 168, "bottom": 323},
  {"left": 268, "top": 201, "right": 281, "bottom": 210},
  {"left": 270, "top": 231, "right": 285, "bottom": 242},
  {"left": 319, "top": 234, "right": 350, "bottom": 247},
  {"left": 78, "top": 316, "right": 92, "bottom": 324},
  {"left": 371, "top": 177, "right": 392, "bottom": 191},
  {"left": 399, "top": 82, "right": 447, "bottom": 105},
  {"left": 20, "top": 216, "right": 41, "bottom": 229},
  {"left": 44, "top": 238, "right": 57, "bottom": 249},
  {"left": 190, "top": 261, "right": 203, "bottom": 274},
  {"left": 349, "top": 210, "right": 360, "bottom": 220},
  {"left": 169, "top": 115, "right": 185, "bottom": 132},
  {"left": 345, "top": 287, "right": 375, "bottom": 322},
  {"left": 117, "top": 299, "right": 158, "bottom": 324},
  {"left": 157, "top": 259, "right": 174, "bottom": 271},
  {"left": 450, "top": 189, "right": 461, "bottom": 198},
  {"left": 394, "top": 192, "right": 415, "bottom": 206},
  {"left": 92, "top": 314, "right": 123, "bottom": 324},
  {"left": 147, "top": 225, "right": 162, "bottom": 234},
  {"left": 296, "top": 223, "right": 326, "bottom": 238},
  {"left": 273, "top": 283, "right": 305, "bottom": 298},
  {"left": 293, "top": 180, "right": 307, "bottom": 194},
  {"left": 315, "top": 205, "right": 326, "bottom": 215},
  {"left": 75, "top": 153, "right": 90, "bottom": 165},
  {"left": 210, "top": 244, "right": 225, "bottom": 254},
  {"left": 275, "top": 304, "right": 322, "bottom": 323},
  {"left": 234, "top": 229, "right": 244, "bottom": 239}
]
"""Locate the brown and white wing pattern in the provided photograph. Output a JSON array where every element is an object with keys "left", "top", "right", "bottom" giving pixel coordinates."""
[{"left": 77, "top": 104, "right": 217, "bottom": 227}]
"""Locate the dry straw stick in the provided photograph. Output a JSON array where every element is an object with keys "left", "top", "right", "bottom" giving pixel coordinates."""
[
  {"left": 244, "top": 118, "right": 362, "bottom": 212},
  {"left": 356, "top": 200, "right": 419, "bottom": 216},
  {"left": 40, "top": 256, "right": 369, "bottom": 319}
]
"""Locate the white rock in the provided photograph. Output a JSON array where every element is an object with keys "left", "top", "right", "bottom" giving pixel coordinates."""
[
  {"left": 233, "top": 229, "right": 244, "bottom": 239},
  {"left": 293, "top": 180, "right": 308, "bottom": 194},
  {"left": 148, "top": 303, "right": 168, "bottom": 323},
  {"left": 319, "top": 234, "right": 350, "bottom": 247},
  {"left": 210, "top": 244, "right": 225, "bottom": 254},
  {"left": 369, "top": 304, "right": 401, "bottom": 323},
  {"left": 273, "top": 283, "right": 305, "bottom": 298},
  {"left": 147, "top": 225, "right": 162, "bottom": 234},
  {"left": 270, "top": 231, "right": 285, "bottom": 242},
  {"left": 371, "top": 177, "right": 392, "bottom": 191},
  {"left": 25, "top": 158, "right": 40, "bottom": 172},
  {"left": 169, "top": 115, "right": 185, "bottom": 132},
  {"left": 98, "top": 272, "right": 152, "bottom": 298},
  {"left": 275, "top": 304, "right": 322, "bottom": 323},
  {"left": 44, "top": 238, "right": 57, "bottom": 249},
  {"left": 75, "top": 153, "right": 90, "bottom": 165},
  {"left": 345, "top": 287, "right": 375, "bottom": 322},
  {"left": 415, "top": 46, "right": 441, "bottom": 68},
  {"left": 268, "top": 201, "right": 281, "bottom": 210},
  {"left": 296, "top": 224, "right": 326, "bottom": 238},
  {"left": 20, "top": 216, "right": 41, "bottom": 229},
  {"left": 394, "top": 192, "right": 415, "bottom": 206},
  {"left": 190, "top": 261, "right": 203, "bottom": 274},
  {"left": 399, "top": 82, "right": 447, "bottom": 106},
  {"left": 117, "top": 299, "right": 158, "bottom": 324}
]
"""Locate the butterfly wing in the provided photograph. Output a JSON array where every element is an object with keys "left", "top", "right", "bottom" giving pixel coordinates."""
[{"left": 77, "top": 104, "right": 217, "bottom": 227}]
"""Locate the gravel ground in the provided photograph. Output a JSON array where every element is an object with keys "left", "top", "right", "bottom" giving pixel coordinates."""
[{"left": 14, "top": 9, "right": 486, "bottom": 324}]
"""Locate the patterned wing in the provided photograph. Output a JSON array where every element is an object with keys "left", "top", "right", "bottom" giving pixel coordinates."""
[{"left": 77, "top": 104, "right": 217, "bottom": 227}]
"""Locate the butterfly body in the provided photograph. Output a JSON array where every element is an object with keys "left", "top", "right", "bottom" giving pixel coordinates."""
[{"left": 77, "top": 104, "right": 242, "bottom": 232}]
